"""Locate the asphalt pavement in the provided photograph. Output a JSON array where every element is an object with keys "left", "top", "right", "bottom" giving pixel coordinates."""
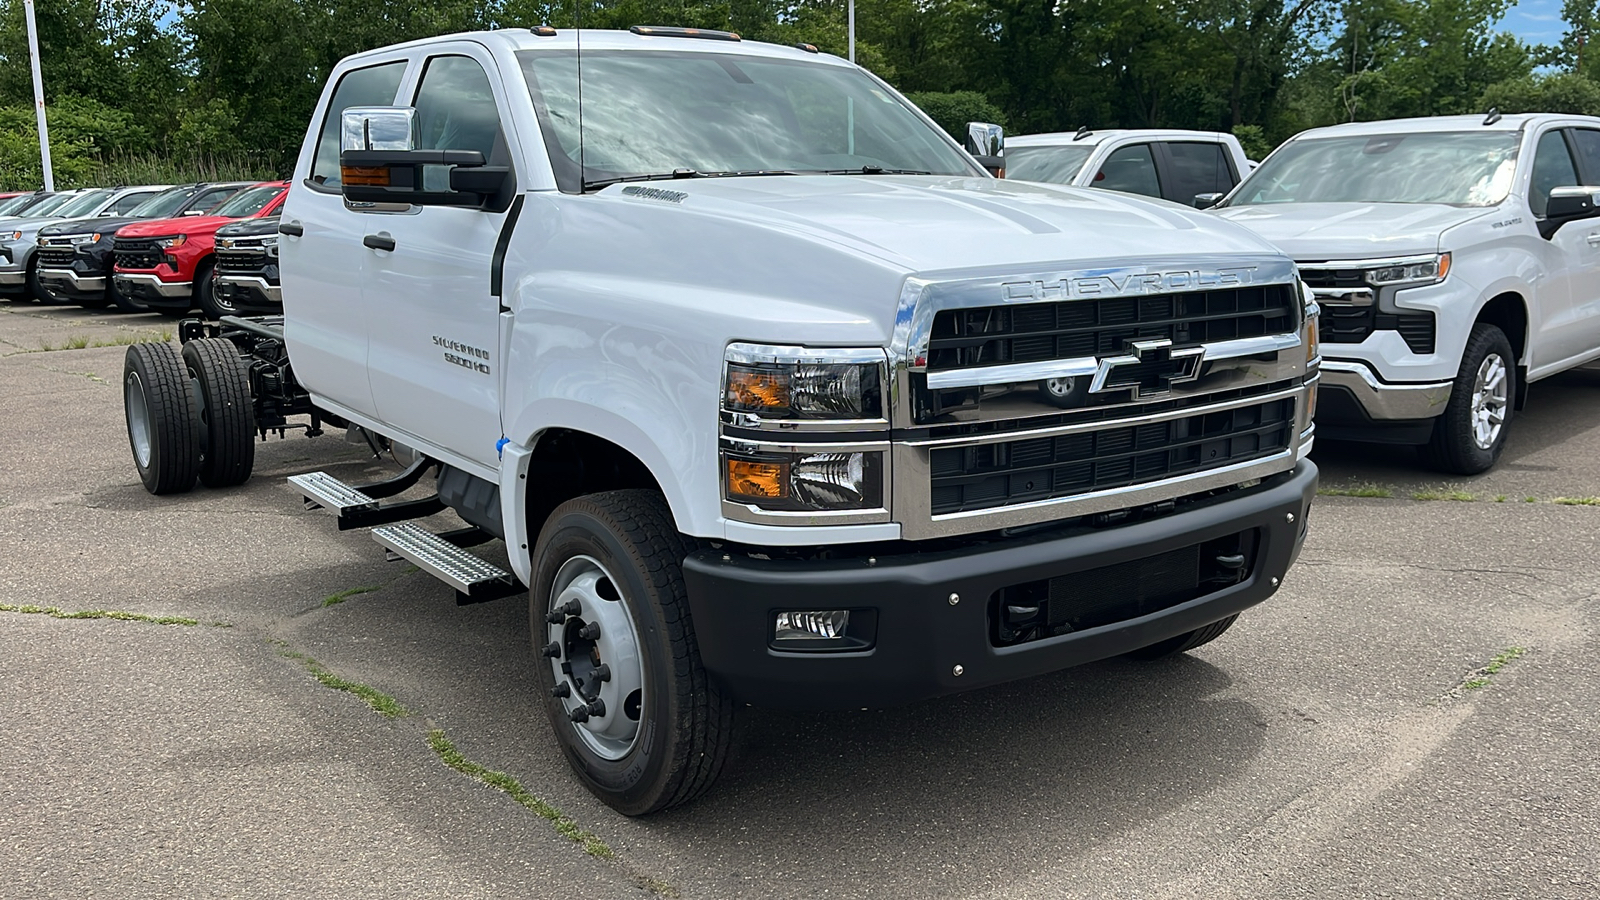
[{"left": 1, "top": 301, "right": 1596, "bottom": 899}]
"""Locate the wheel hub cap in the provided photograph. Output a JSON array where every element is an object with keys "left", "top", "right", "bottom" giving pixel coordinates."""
[
  {"left": 125, "top": 371, "right": 152, "bottom": 468},
  {"left": 546, "top": 556, "right": 644, "bottom": 760},
  {"left": 1470, "top": 353, "right": 1508, "bottom": 451}
]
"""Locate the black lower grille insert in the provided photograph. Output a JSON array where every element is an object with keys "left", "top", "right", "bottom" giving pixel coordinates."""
[
  {"left": 1317, "top": 303, "right": 1436, "bottom": 354},
  {"left": 991, "top": 530, "right": 1258, "bottom": 645},
  {"left": 929, "top": 399, "right": 1294, "bottom": 515}
]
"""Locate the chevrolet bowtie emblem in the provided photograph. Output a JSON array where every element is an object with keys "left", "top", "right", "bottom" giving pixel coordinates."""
[{"left": 1088, "top": 338, "right": 1204, "bottom": 399}]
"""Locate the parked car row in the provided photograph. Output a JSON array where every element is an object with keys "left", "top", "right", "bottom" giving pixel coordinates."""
[
  {"left": 0, "top": 180, "right": 286, "bottom": 317},
  {"left": 1000, "top": 113, "right": 1600, "bottom": 475}
]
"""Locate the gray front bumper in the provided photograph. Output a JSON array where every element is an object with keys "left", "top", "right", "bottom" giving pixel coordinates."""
[
  {"left": 1320, "top": 360, "right": 1451, "bottom": 420},
  {"left": 37, "top": 269, "right": 106, "bottom": 292},
  {"left": 113, "top": 273, "right": 192, "bottom": 298},
  {"left": 0, "top": 271, "right": 24, "bottom": 286}
]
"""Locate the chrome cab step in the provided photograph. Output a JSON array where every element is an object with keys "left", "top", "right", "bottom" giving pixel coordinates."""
[
  {"left": 288, "top": 471, "right": 378, "bottom": 514},
  {"left": 372, "top": 522, "right": 521, "bottom": 604}
]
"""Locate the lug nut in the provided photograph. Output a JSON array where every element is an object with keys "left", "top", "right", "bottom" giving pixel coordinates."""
[
  {"left": 550, "top": 683, "right": 570, "bottom": 698},
  {"left": 541, "top": 641, "right": 562, "bottom": 659},
  {"left": 545, "top": 609, "right": 566, "bottom": 625},
  {"left": 586, "top": 698, "right": 607, "bottom": 718},
  {"left": 578, "top": 622, "right": 602, "bottom": 640},
  {"left": 561, "top": 599, "right": 582, "bottom": 616},
  {"left": 593, "top": 663, "right": 611, "bottom": 682},
  {"left": 569, "top": 706, "right": 590, "bottom": 723}
]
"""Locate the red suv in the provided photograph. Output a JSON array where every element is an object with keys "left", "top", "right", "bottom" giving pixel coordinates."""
[{"left": 112, "top": 181, "right": 288, "bottom": 319}]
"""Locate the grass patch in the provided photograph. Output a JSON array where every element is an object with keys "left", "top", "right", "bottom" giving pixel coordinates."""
[
  {"left": 427, "top": 728, "right": 615, "bottom": 859},
  {"left": 1552, "top": 496, "right": 1600, "bottom": 506},
  {"left": 273, "top": 642, "right": 408, "bottom": 718},
  {"left": 0, "top": 602, "right": 198, "bottom": 626},
  {"left": 1412, "top": 489, "right": 1476, "bottom": 502},
  {"left": 1494, "top": 494, "right": 1507, "bottom": 503},
  {"left": 1459, "top": 646, "right": 1527, "bottom": 691},
  {"left": 1525, "top": 496, "right": 1538, "bottom": 503},
  {"left": 322, "top": 585, "right": 379, "bottom": 607},
  {"left": 1318, "top": 483, "right": 1394, "bottom": 498},
  {"left": 37, "top": 330, "right": 173, "bottom": 352}
]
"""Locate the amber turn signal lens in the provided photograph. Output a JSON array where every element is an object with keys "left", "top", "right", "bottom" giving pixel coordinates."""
[
  {"left": 727, "top": 458, "right": 788, "bottom": 500},
  {"left": 341, "top": 165, "right": 392, "bottom": 186},
  {"left": 726, "top": 368, "right": 789, "bottom": 410}
]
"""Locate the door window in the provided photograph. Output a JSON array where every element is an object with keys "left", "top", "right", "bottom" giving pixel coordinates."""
[
  {"left": 1529, "top": 130, "right": 1579, "bottom": 218},
  {"left": 310, "top": 61, "right": 408, "bottom": 188},
  {"left": 189, "top": 185, "right": 245, "bottom": 213},
  {"left": 1570, "top": 128, "right": 1600, "bottom": 185},
  {"left": 1162, "top": 141, "right": 1235, "bottom": 202},
  {"left": 107, "top": 190, "right": 159, "bottom": 214},
  {"left": 413, "top": 56, "right": 505, "bottom": 162},
  {"left": 1095, "top": 144, "right": 1162, "bottom": 198}
]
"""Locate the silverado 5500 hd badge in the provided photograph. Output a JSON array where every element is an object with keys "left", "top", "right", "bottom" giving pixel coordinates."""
[{"left": 433, "top": 335, "right": 491, "bottom": 374}]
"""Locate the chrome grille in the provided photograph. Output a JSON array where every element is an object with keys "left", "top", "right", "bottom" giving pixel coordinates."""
[{"left": 925, "top": 285, "right": 1297, "bottom": 372}]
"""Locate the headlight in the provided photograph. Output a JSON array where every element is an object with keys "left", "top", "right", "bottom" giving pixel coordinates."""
[
  {"left": 63, "top": 233, "right": 100, "bottom": 245},
  {"left": 1365, "top": 253, "right": 1449, "bottom": 286},
  {"left": 264, "top": 236, "right": 279, "bottom": 258},
  {"left": 724, "top": 449, "right": 884, "bottom": 511},
  {"left": 153, "top": 235, "right": 186, "bottom": 249},
  {"left": 5, "top": 231, "right": 20, "bottom": 241},
  {"left": 724, "top": 343, "right": 885, "bottom": 420}
]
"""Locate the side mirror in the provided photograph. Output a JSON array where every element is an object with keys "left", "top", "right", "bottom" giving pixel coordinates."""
[
  {"left": 338, "top": 107, "right": 513, "bottom": 212},
  {"left": 1194, "top": 192, "right": 1225, "bottom": 209},
  {"left": 1542, "top": 186, "right": 1600, "bottom": 238},
  {"left": 964, "top": 121, "right": 1005, "bottom": 177},
  {"left": 182, "top": 209, "right": 208, "bottom": 216}
]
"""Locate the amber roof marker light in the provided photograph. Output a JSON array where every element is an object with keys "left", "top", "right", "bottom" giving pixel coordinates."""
[{"left": 629, "top": 25, "right": 742, "bottom": 41}]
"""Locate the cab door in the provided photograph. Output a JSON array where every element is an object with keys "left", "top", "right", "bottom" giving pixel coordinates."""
[
  {"left": 1526, "top": 127, "right": 1598, "bottom": 369},
  {"left": 1562, "top": 126, "right": 1600, "bottom": 361},
  {"left": 279, "top": 56, "right": 411, "bottom": 418},
  {"left": 363, "top": 45, "right": 518, "bottom": 469}
]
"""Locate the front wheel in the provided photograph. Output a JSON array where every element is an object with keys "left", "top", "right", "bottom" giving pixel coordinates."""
[
  {"left": 197, "top": 260, "right": 237, "bottom": 320},
  {"left": 1421, "top": 323, "right": 1515, "bottom": 475},
  {"left": 531, "top": 490, "right": 733, "bottom": 816}
]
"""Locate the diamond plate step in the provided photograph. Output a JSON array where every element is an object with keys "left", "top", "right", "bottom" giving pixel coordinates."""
[
  {"left": 288, "top": 471, "right": 377, "bottom": 514},
  {"left": 372, "top": 522, "right": 513, "bottom": 595}
]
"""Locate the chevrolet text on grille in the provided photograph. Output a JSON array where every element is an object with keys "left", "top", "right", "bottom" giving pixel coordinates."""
[{"left": 1002, "top": 265, "right": 1258, "bottom": 301}]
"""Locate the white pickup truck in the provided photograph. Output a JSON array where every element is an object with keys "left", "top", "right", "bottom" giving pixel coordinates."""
[
  {"left": 120, "top": 27, "right": 1320, "bottom": 814},
  {"left": 1004, "top": 129, "right": 1251, "bottom": 205},
  {"left": 1210, "top": 114, "right": 1600, "bottom": 473}
]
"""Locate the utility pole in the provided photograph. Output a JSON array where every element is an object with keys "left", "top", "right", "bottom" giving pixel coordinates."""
[
  {"left": 848, "top": 0, "right": 855, "bottom": 63},
  {"left": 24, "top": 0, "right": 54, "bottom": 190}
]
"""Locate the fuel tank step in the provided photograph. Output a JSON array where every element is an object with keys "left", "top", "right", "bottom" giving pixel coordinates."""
[
  {"left": 372, "top": 521, "right": 520, "bottom": 604},
  {"left": 288, "top": 471, "right": 377, "bottom": 514}
]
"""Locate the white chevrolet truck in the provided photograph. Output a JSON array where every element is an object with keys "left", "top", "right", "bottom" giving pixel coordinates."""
[
  {"left": 121, "top": 27, "right": 1320, "bottom": 814},
  {"left": 1210, "top": 114, "right": 1600, "bottom": 473},
  {"left": 1005, "top": 129, "right": 1252, "bottom": 206}
]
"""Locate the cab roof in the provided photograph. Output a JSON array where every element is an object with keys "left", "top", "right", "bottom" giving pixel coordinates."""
[
  {"left": 340, "top": 27, "right": 852, "bottom": 68},
  {"left": 1007, "top": 129, "right": 1232, "bottom": 148},
  {"left": 1292, "top": 113, "right": 1600, "bottom": 141}
]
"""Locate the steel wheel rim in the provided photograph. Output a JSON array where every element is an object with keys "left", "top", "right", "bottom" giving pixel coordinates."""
[
  {"left": 1470, "top": 352, "right": 1509, "bottom": 450},
  {"left": 547, "top": 555, "right": 645, "bottom": 761},
  {"left": 125, "top": 371, "right": 153, "bottom": 468}
]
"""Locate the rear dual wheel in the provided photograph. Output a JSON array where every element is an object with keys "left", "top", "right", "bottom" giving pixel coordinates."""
[{"left": 123, "top": 338, "right": 254, "bottom": 495}]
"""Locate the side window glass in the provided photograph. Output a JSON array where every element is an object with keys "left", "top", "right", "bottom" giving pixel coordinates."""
[
  {"left": 1529, "top": 130, "right": 1579, "bottom": 218},
  {"left": 108, "top": 191, "right": 155, "bottom": 214},
  {"left": 311, "top": 61, "right": 408, "bottom": 188},
  {"left": 1163, "top": 142, "right": 1234, "bottom": 202},
  {"left": 413, "top": 56, "right": 504, "bottom": 162},
  {"left": 192, "top": 187, "right": 241, "bottom": 213},
  {"left": 1095, "top": 144, "right": 1162, "bottom": 198},
  {"left": 1570, "top": 128, "right": 1600, "bottom": 185}
]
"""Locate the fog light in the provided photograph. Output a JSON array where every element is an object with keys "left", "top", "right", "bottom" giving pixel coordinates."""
[{"left": 774, "top": 610, "right": 850, "bottom": 641}]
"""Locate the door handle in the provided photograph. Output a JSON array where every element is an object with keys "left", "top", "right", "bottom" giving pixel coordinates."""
[
  {"left": 278, "top": 221, "right": 304, "bottom": 237},
  {"left": 1586, "top": 232, "right": 1600, "bottom": 247},
  {"left": 363, "top": 233, "right": 396, "bottom": 252}
]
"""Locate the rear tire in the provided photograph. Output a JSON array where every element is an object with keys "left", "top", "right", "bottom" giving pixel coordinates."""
[
  {"left": 124, "top": 342, "right": 200, "bottom": 495},
  {"left": 1126, "top": 614, "right": 1238, "bottom": 660},
  {"left": 531, "top": 490, "right": 733, "bottom": 816},
  {"left": 1421, "top": 323, "right": 1515, "bottom": 475},
  {"left": 182, "top": 338, "right": 255, "bottom": 487}
]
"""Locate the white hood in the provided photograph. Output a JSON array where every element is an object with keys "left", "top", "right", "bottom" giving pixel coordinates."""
[
  {"left": 1212, "top": 202, "right": 1494, "bottom": 261},
  {"left": 600, "top": 175, "right": 1289, "bottom": 276}
]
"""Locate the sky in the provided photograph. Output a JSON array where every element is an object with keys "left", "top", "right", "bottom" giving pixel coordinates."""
[{"left": 1499, "top": 0, "right": 1566, "bottom": 47}]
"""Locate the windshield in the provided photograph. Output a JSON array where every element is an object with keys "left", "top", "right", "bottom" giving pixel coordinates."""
[
  {"left": 51, "top": 189, "right": 114, "bottom": 218},
  {"left": 1232, "top": 131, "right": 1520, "bottom": 207},
  {"left": 130, "top": 186, "right": 200, "bottom": 219},
  {"left": 211, "top": 185, "right": 284, "bottom": 218},
  {"left": 517, "top": 49, "right": 979, "bottom": 191},
  {"left": 19, "top": 193, "right": 79, "bottom": 217},
  {"left": 1004, "top": 145, "right": 1095, "bottom": 184},
  {"left": 0, "top": 194, "right": 40, "bottom": 216}
]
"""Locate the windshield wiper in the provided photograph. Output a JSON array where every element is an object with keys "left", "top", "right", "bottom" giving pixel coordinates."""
[
  {"left": 583, "top": 169, "right": 804, "bottom": 191},
  {"left": 814, "top": 166, "right": 932, "bottom": 175}
]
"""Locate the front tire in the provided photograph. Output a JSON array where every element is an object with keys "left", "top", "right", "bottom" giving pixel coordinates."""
[
  {"left": 531, "top": 490, "right": 733, "bottom": 816},
  {"left": 197, "top": 260, "right": 236, "bottom": 320},
  {"left": 1422, "top": 323, "right": 1515, "bottom": 475},
  {"left": 181, "top": 338, "right": 255, "bottom": 487},
  {"left": 123, "top": 342, "right": 200, "bottom": 495}
]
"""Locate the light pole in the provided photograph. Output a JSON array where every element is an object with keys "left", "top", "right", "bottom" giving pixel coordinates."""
[
  {"left": 848, "top": 0, "right": 855, "bottom": 63},
  {"left": 24, "top": 0, "right": 54, "bottom": 190}
]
